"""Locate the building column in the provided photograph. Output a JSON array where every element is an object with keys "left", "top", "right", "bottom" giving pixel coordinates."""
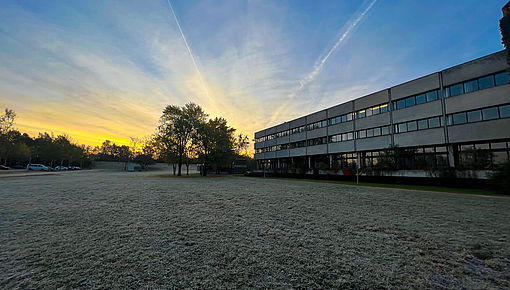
[
  {"left": 448, "top": 145, "right": 456, "bottom": 168},
  {"left": 277, "top": 159, "right": 281, "bottom": 169},
  {"left": 308, "top": 156, "right": 312, "bottom": 169},
  {"left": 329, "top": 155, "right": 333, "bottom": 169}
]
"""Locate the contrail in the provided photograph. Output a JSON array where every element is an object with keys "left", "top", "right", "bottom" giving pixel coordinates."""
[
  {"left": 290, "top": 0, "right": 377, "bottom": 98},
  {"left": 166, "top": 0, "right": 212, "bottom": 102}
]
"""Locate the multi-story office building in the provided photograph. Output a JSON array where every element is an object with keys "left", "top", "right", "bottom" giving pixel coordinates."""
[{"left": 254, "top": 50, "right": 510, "bottom": 177}]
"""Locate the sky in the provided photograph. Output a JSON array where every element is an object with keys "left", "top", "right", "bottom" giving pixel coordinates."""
[{"left": 0, "top": 0, "right": 507, "bottom": 149}]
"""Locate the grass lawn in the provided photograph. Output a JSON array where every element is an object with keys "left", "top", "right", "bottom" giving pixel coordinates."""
[{"left": 1, "top": 170, "right": 509, "bottom": 288}]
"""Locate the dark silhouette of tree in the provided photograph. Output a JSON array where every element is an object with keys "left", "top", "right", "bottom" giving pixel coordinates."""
[{"left": 157, "top": 103, "right": 207, "bottom": 176}]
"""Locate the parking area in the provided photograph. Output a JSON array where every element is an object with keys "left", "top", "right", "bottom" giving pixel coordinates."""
[{"left": 1, "top": 170, "right": 509, "bottom": 288}]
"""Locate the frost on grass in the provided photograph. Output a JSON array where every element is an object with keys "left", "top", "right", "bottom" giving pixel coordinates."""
[{"left": 0, "top": 171, "right": 509, "bottom": 288}]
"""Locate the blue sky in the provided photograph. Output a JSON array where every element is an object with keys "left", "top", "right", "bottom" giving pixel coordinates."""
[{"left": 0, "top": 0, "right": 507, "bottom": 147}]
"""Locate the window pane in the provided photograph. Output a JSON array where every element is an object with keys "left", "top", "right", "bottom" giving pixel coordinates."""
[
  {"left": 463, "top": 79, "right": 479, "bottom": 93},
  {"left": 381, "top": 126, "right": 389, "bottom": 135},
  {"left": 416, "top": 94, "right": 426, "bottom": 104},
  {"left": 417, "top": 119, "right": 428, "bottom": 130},
  {"left": 347, "top": 113, "right": 353, "bottom": 121},
  {"left": 342, "top": 133, "right": 348, "bottom": 141},
  {"left": 407, "top": 121, "right": 417, "bottom": 131},
  {"left": 426, "top": 90, "right": 438, "bottom": 102},
  {"left": 435, "top": 146, "right": 447, "bottom": 153},
  {"left": 500, "top": 104, "right": 510, "bottom": 118},
  {"left": 380, "top": 104, "right": 388, "bottom": 113},
  {"left": 467, "top": 110, "right": 482, "bottom": 123},
  {"left": 452, "top": 113, "right": 467, "bottom": 125},
  {"left": 405, "top": 97, "right": 416, "bottom": 107},
  {"left": 358, "top": 130, "right": 366, "bottom": 138},
  {"left": 373, "top": 106, "right": 380, "bottom": 115},
  {"left": 446, "top": 115, "right": 452, "bottom": 126},
  {"left": 366, "top": 108, "right": 373, "bottom": 117},
  {"left": 428, "top": 117, "right": 441, "bottom": 128},
  {"left": 398, "top": 123, "right": 407, "bottom": 133},
  {"left": 482, "top": 107, "right": 499, "bottom": 120},
  {"left": 366, "top": 129, "right": 374, "bottom": 137},
  {"left": 493, "top": 151, "right": 509, "bottom": 164},
  {"left": 491, "top": 142, "right": 507, "bottom": 149},
  {"left": 347, "top": 132, "right": 353, "bottom": 140},
  {"left": 397, "top": 99, "right": 406, "bottom": 110},
  {"left": 358, "top": 110, "right": 365, "bottom": 118},
  {"left": 495, "top": 71, "right": 510, "bottom": 86},
  {"left": 449, "top": 84, "right": 463, "bottom": 97},
  {"left": 341, "top": 115, "right": 347, "bottom": 123},
  {"left": 373, "top": 127, "right": 381, "bottom": 136},
  {"left": 478, "top": 75, "right": 495, "bottom": 90}
]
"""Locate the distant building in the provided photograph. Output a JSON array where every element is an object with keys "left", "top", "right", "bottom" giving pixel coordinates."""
[{"left": 254, "top": 51, "right": 510, "bottom": 178}]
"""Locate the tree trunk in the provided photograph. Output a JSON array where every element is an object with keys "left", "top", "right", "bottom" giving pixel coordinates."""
[
  {"left": 186, "top": 161, "right": 189, "bottom": 175},
  {"left": 172, "top": 164, "right": 176, "bottom": 175},
  {"left": 177, "top": 154, "right": 182, "bottom": 176}
]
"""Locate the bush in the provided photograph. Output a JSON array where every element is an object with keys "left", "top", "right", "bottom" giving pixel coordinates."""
[{"left": 489, "top": 161, "right": 510, "bottom": 194}]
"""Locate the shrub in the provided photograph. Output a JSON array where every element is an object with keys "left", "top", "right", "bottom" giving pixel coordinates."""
[{"left": 489, "top": 160, "right": 510, "bottom": 194}]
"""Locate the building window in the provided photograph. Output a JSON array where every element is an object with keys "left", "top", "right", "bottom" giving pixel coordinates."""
[
  {"left": 495, "top": 71, "right": 510, "bottom": 86},
  {"left": 482, "top": 107, "right": 499, "bottom": 120},
  {"left": 428, "top": 117, "right": 441, "bottom": 128},
  {"left": 444, "top": 71, "right": 509, "bottom": 99},
  {"left": 355, "top": 103, "right": 389, "bottom": 119},
  {"left": 415, "top": 94, "right": 426, "bottom": 105},
  {"left": 405, "top": 97, "right": 416, "bottom": 107},
  {"left": 426, "top": 90, "right": 438, "bottom": 102},
  {"left": 392, "top": 89, "right": 440, "bottom": 111},
  {"left": 500, "top": 104, "right": 510, "bottom": 118},
  {"left": 463, "top": 79, "right": 479, "bottom": 94},
  {"left": 417, "top": 119, "right": 428, "bottom": 130},
  {"left": 452, "top": 112, "right": 467, "bottom": 125},
  {"left": 398, "top": 123, "right": 407, "bottom": 133},
  {"left": 407, "top": 121, "right": 417, "bottom": 131},
  {"left": 467, "top": 110, "right": 482, "bottom": 123},
  {"left": 478, "top": 75, "right": 495, "bottom": 90},
  {"left": 448, "top": 83, "right": 464, "bottom": 97}
]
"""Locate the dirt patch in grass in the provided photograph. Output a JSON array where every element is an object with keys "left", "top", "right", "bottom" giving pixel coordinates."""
[{"left": 1, "top": 172, "right": 509, "bottom": 288}]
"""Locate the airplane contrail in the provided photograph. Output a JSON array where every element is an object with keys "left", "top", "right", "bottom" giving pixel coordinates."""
[
  {"left": 166, "top": 0, "right": 212, "bottom": 102},
  {"left": 290, "top": 0, "right": 377, "bottom": 98}
]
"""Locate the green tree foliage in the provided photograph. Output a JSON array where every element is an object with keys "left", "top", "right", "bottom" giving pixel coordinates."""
[{"left": 501, "top": 2, "right": 510, "bottom": 68}]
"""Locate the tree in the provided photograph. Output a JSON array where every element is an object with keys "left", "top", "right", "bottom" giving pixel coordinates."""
[
  {"left": 157, "top": 103, "right": 207, "bottom": 176},
  {"left": 501, "top": 2, "right": 510, "bottom": 68},
  {"left": 0, "top": 108, "right": 16, "bottom": 134},
  {"left": 194, "top": 117, "right": 236, "bottom": 175},
  {"left": 234, "top": 134, "right": 250, "bottom": 157},
  {"left": 0, "top": 108, "right": 17, "bottom": 164}
]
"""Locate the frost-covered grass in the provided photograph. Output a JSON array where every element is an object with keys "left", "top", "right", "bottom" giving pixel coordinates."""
[{"left": 1, "top": 171, "right": 509, "bottom": 288}]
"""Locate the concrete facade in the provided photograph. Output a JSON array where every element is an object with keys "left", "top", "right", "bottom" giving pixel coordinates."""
[{"left": 254, "top": 51, "right": 510, "bottom": 174}]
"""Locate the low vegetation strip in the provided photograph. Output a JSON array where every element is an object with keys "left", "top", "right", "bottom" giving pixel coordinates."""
[
  {"left": 267, "top": 177, "right": 499, "bottom": 196},
  {"left": 1, "top": 171, "right": 509, "bottom": 288}
]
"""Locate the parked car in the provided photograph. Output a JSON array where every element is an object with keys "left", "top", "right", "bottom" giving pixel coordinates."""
[
  {"left": 26, "top": 164, "right": 49, "bottom": 171},
  {"left": 69, "top": 166, "right": 81, "bottom": 170},
  {"left": 11, "top": 164, "right": 25, "bottom": 169},
  {"left": 55, "top": 166, "right": 68, "bottom": 171},
  {"left": 0, "top": 165, "right": 9, "bottom": 170}
]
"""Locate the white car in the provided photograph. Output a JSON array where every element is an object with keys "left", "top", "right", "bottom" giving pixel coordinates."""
[
  {"left": 26, "top": 164, "right": 49, "bottom": 171},
  {"left": 55, "top": 166, "right": 68, "bottom": 171}
]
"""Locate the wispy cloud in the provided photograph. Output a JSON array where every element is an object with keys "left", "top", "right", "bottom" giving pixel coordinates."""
[
  {"left": 0, "top": 0, "right": 503, "bottom": 148},
  {"left": 290, "top": 0, "right": 377, "bottom": 98}
]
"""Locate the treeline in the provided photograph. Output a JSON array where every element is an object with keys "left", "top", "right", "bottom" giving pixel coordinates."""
[
  {"left": 0, "top": 103, "right": 251, "bottom": 174},
  {"left": 0, "top": 108, "right": 90, "bottom": 167}
]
